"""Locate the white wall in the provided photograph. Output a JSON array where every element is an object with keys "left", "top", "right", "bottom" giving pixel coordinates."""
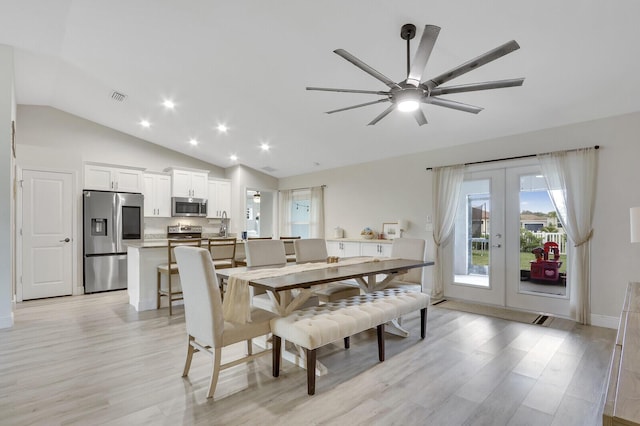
[
  {"left": 0, "top": 45, "right": 15, "bottom": 328},
  {"left": 280, "top": 111, "right": 640, "bottom": 325}
]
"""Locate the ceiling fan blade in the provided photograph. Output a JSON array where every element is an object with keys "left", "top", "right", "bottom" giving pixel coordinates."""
[
  {"left": 334, "top": 49, "right": 402, "bottom": 90},
  {"left": 406, "top": 25, "right": 441, "bottom": 87},
  {"left": 424, "top": 40, "right": 521, "bottom": 90},
  {"left": 429, "top": 78, "right": 524, "bottom": 96},
  {"left": 307, "top": 87, "right": 391, "bottom": 95},
  {"left": 367, "top": 104, "right": 396, "bottom": 125},
  {"left": 425, "top": 96, "right": 484, "bottom": 114},
  {"left": 413, "top": 108, "right": 428, "bottom": 126},
  {"left": 326, "top": 98, "right": 390, "bottom": 114}
]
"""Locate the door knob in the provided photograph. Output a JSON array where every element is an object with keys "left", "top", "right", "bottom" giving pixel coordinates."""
[
  {"left": 492, "top": 243, "right": 501, "bottom": 248},
  {"left": 60, "top": 238, "right": 70, "bottom": 243}
]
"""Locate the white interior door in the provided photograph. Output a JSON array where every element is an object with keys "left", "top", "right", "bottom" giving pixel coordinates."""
[
  {"left": 445, "top": 169, "right": 505, "bottom": 306},
  {"left": 21, "top": 170, "right": 73, "bottom": 300}
]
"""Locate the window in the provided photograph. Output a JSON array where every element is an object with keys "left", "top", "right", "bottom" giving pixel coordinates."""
[{"left": 289, "top": 189, "right": 310, "bottom": 238}]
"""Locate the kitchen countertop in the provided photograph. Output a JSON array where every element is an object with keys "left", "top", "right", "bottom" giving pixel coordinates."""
[{"left": 325, "top": 238, "right": 392, "bottom": 243}]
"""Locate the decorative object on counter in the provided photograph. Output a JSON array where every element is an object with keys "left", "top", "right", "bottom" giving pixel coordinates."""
[
  {"left": 326, "top": 256, "right": 340, "bottom": 263},
  {"left": 333, "top": 226, "right": 344, "bottom": 238},
  {"left": 360, "top": 227, "right": 376, "bottom": 239},
  {"left": 397, "top": 219, "right": 408, "bottom": 237},
  {"left": 382, "top": 222, "right": 400, "bottom": 240}
]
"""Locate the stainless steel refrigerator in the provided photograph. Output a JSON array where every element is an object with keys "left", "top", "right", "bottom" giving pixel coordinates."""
[{"left": 83, "top": 190, "right": 144, "bottom": 293}]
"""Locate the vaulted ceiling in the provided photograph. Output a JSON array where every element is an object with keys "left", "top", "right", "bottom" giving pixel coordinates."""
[{"left": 3, "top": 1, "right": 640, "bottom": 177}]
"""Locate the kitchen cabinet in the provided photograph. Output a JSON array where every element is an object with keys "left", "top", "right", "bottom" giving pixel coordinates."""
[
  {"left": 142, "top": 173, "right": 171, "bottom": 217},
  {"left": 327, "top": 239, "right": 393, "bottom": 257},
  {"left": 166, "top": 168, "right": 208, "bottom": 198},
  {"left": 84, "top": 163, "right": 144, "bottom": 192},
  {"left": 360, "top": 241, "right": 392, "bottom": 257},
  {"left": 326, "top": 240, "right": 361, "bottom": 257},
  {"left": 207, "top": 178, "right": 231, "bottom": 218}
]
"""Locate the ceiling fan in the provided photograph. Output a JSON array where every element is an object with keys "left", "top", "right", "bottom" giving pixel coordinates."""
[{"left": 307, "top": 24, "right": 524, "bottom": 126}]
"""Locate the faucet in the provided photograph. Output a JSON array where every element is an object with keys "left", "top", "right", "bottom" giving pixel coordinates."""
[{"left": 219, "top": 211, "right": 228, "bottom": 237}]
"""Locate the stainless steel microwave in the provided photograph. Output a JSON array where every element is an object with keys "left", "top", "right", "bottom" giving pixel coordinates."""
[{"left": 171, "top": 197, "right": 207, "bottom": 217}]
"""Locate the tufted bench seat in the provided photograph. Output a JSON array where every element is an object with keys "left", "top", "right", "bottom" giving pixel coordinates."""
[{"left": 270, "top": 288, "right": 430, "bottom": 395}]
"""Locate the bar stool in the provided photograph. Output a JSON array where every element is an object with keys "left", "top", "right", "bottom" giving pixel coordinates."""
[{"left": 157, "top": 238, "right": 202, "bottom": 315}]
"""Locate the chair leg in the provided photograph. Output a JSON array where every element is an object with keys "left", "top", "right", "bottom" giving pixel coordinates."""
[
  {"left": 377, "top": 324, "right": 385, "bottom": 362},
  {"left": 344, "top": 336, "right": 350, "bottom": 349},
  {"left": 168, "top": 273, "right": 173, "bottom": 316},
  {"left": 182, "top": 336, "right": 195, "bottom": 377},
  {"left": 306, "top": 348, "right": 317, "bottom": 395},
  {"left": 157, "top": 270, "right": 162, "bottom": 309},
  {"left": 421, "top": 308, "right": 427, "bottom": 339},
  {"left": 272, "top": 335, "right": 281, "bottom": 377},
  {"left": 246, "top": 339, "right": 253, "bottom": 356},
  {"left": 206, "top": 347, "right": 222, "bottom": 399}
]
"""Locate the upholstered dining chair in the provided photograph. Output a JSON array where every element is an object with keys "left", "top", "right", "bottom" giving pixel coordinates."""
[
  {"left": 245, "top": 239, "right": 318, "bottom": 313},
  {"left": 244, "top": 239, "right": 287, "bottom": 313},
  {"left": 385, "top": 238, "right": 426, "bottom": 292},
  {"left": 280, "top": 236, "right": 301, "bottom": 262},
  {"left": 294, "top": 238, "right": 361, "bottom": 303},
  {"left": 207, "top": 238, "right": 237, "bottom": 269},
  {"left": 157, "top": 238, "right": 202, "bottom": 316},
  {"left": 174, "top": 246, "right": 276, "bottom": 399}
]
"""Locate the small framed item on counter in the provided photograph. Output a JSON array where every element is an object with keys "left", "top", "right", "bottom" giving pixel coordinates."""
[{"left": 382, "top": 222, "right": 399, "bottom": 239}]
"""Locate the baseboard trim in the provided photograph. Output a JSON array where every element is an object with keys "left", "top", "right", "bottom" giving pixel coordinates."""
[{"left": 590, "top": 313, "right": 619, "bottom": 329}]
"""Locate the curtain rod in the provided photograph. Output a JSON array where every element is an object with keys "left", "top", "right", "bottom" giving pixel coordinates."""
[
  {"left": 278, "top": 184, "right": 326, "bottom": 192},
  {"left": 425, "top": 145, "right": 600, "bottom": 171}
]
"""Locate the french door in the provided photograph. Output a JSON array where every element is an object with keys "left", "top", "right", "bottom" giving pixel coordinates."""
[
  {"left": 444, "top": 163, "right": 570, "bottom": 317},
  {"left": 445, "top": 169, "right": 505, "bottom": 306}
]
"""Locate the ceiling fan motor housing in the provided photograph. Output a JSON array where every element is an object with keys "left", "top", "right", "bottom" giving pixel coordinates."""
[{"left": 400, "top": 24, "right": 417, "bottom": 40}]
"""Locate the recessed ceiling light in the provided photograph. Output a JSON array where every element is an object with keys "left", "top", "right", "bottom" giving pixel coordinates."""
[
  {"left": 230, "top": 154, "right": 238, "bottom": 161},
  {"left": 163, "top": 99, "right": 175, "bottom": 109},
  {"left": 260, "top": 142, "right": 270, "bottom": 151},
  {"left": 189, "top": 139, "right": 198, "bottom": 146},
  {"left": 139, "top": 120, "right": 150, "bottom": 128},
  {"left": 217, "top": 124, "right": 228, "bottom": 133}
]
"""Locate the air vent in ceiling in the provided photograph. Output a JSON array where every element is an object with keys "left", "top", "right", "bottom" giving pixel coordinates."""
[
  {"left": 110, "top": 90, "right": 128, "bottom": 102},
  {"left": 262, "top": 166, "right": 276, "bottom": 173}
]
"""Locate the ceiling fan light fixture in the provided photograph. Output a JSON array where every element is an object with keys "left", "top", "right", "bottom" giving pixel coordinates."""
[
  {"left": 397, "top": 99, "right": 420, "bottom": 112},
  {"left": 395, "top": 89, "right": 422, "bottom": 112}
]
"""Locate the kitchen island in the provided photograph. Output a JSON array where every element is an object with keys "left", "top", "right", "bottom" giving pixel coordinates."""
[{"left": 126, "top": 238, "right": 245, "bottom": 311}]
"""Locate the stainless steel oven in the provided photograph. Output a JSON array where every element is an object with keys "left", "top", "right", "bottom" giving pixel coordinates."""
[{"left": 171, "top": 197, "right": 207, "bottom": 217}]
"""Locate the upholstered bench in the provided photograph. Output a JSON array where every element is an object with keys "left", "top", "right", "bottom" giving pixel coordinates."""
[{"left": 270, "top": 288, "right": 430, "bottom": 395}]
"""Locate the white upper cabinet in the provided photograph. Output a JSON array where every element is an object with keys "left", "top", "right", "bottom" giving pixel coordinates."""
[
  {"left": 166, "top": 168, "right": 208, "bottom": 198},
  {"left": 207, "top": 179, "right": 231, "bottom": 218},
  {"left": 84, "top": 163, "right": 144, "bottom": 193},
  {"left": 143, "top": 173, "right": 171, "bottom": 217}
]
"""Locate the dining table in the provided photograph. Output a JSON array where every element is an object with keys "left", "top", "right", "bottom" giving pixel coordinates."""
[{"left": 215, "top": 256, "right": 434, "bottom": 374}]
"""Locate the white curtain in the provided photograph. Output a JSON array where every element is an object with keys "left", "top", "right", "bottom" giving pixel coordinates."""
[
  {"left": 538, "top": 147, "right": 598, "bottom": 324},
  {"left": 431, "top": 164, "right": 465, "bottom": 300},
  {"left": 278, "top": 189, "right": 293, "bottom": 237},
  {"left": 309, "top": 186, "right": 325, "bottom": 238},
  {"left": 279, "top": 186, "right": 324, "bottom": 238}
]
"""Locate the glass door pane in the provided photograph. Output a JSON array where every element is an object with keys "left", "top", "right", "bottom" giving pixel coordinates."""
[
  {"left": 505, "top": 166, "right": 570, "bottom": 317},
  {"left": 446, "top": 169, "right": 505, "bottom": 306}
]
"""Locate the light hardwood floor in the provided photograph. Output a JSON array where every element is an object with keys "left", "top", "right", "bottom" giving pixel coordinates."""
[{"left": 0, "top": 291, "right": 615, "bottom": 425}]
